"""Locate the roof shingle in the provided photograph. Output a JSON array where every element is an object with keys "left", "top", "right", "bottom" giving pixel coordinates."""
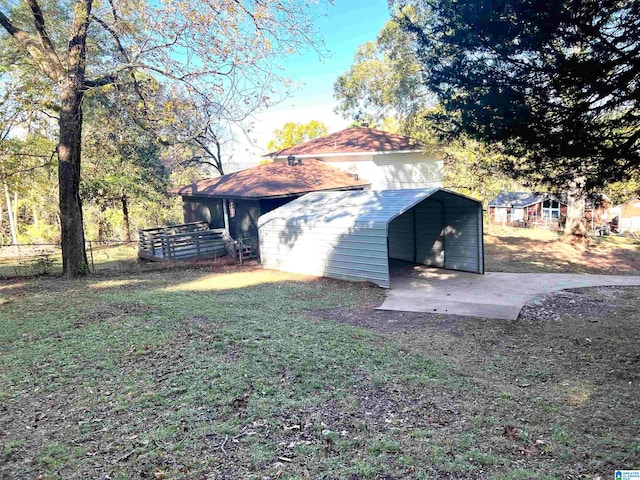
[
  {"left": 488, "top": 191, "right": 567, "bottom": 207},
  {"left": 265, "top": 127, "right": 426, "bottom": 158},
  {"left": 172, "top": 159, "right": 370, "bottom": 199}
]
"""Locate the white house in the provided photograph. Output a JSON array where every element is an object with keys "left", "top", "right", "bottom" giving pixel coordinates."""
[{"left": 264, "top": 127, "right": 443, "bottom": 190}]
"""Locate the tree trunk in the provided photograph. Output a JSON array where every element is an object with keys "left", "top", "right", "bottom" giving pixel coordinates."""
[
  {"left": 121, "top": 188, "right": 131, "bottom": 241},
  {"left": 3, "top": 182, "right": 17, "bottom": 245},
  {"left": 13, "top": 191, "right": 17, "bottom": 231},
  {"left": 563, "top": 178, "right": 587, "bottom": 243},
  {"left": 32, "top": 203, "right": 39, "bottom": 229},
  {"left": 58, "top": 0, "right": 93, "bottom": 277},
  {"left": 97, "top": 203, "right": 108, "bottom": 241},
  {"left": 58, "top": 77, "right": 88, "bottom": 276}
]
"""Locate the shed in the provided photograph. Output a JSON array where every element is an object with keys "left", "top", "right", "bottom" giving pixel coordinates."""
[
  {"left": 614, "top": 197, "right": 640, "bottom": 233},
  {"left": 258, "top": 189, "right": 484, "bottom": 288}
]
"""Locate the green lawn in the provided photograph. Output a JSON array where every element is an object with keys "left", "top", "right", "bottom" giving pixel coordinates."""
[{"left": 1, "top": 264, "right": 639, "bottom": 479}]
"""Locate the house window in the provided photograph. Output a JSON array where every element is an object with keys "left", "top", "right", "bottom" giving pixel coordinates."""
[
  {"left": 542, "top": 200, "right": 560, "bottom": 219},
  {"left": 228, "top": 200, "right": 236, "bottom": 218}
]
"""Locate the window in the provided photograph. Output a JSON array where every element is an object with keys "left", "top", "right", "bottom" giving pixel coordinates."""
[{"left": 542, "top": 199, "right": 560, "bottom": 219}]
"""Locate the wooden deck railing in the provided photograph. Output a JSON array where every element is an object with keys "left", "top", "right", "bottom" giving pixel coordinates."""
[{"left": 138, "top": 222, "right": 228, "bottom": 261}]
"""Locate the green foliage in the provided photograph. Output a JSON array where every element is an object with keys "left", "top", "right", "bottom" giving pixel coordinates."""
[
  {"left": 605, "top": 173, "right": 640, "bottom": 206},
  {"left": 443, "top": 138, "right": 520, "bottom": 204},
  {"left": 0, "top": 134, "right": 57, "bottom": 244},
  {"left": 334, "top": 16, "right": 432, "bottom": 128},
  {"left": 393, "top": 0, "right": 640, "bottom": 193},
  {"left": 266, "top": 120, "right": 329, "bottom": 151},
  {"left": 334, "top": 25, "right": 518, "bottom": 204},
  {"left": 80, "top": 89, "right": 176, "bottom": 240}
]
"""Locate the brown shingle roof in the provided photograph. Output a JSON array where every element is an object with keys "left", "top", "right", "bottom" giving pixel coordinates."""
[
  {"left": 265, "top": 127, "right": 426, "bottom": 158},
  {"left": 172, "top": 159, "right": 370, "bottom": 199}
]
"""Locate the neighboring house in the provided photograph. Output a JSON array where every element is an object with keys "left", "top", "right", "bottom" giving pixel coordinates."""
[
  {"left": 264, "top": 127, "right": 443, "bottom": 190},
  {"left": 584, "top": 193, "right": 613, "bottom": 230},
  {"left": 612, "top": 197, "right": 640, "bottom": 233},
  {"left": 172, "top": 159, "right": 370, "bottom": 249},
  {"left": 488, "top": 192, "right": 567, "bottom": 225}
]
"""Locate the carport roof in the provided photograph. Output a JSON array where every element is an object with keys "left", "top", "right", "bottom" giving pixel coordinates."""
[{"left": 258, "top": 188, "right": 481, "bottom": 229}]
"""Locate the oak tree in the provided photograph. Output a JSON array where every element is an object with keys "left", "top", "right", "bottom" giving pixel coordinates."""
[
  {"left": 266, "top": 119, "right": 329, "bottom": 152},
  {"left": 0, "top": 0, "right": 327, "bottom": 276}
]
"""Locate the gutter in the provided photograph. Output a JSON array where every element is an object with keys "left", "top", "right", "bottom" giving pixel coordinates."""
[{"left": 175, "top": 185, "right": 370, "bottom": 201}]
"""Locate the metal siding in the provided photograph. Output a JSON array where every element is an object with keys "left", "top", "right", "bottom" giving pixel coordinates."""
[
  {"left": 258, "top": 188, "right": 484, "bottom": 287},
  {"left": 388, "top": 210, "right": 414, "bottom": 262},
  {"left": 259, "top": 221, "right": 390, "bottom": 287},
  {"left": 444, "top": 206, "right": 482, "bottom": 273},
  {"left": 414, "top": 200, "right": 445, "bottom": 267}
]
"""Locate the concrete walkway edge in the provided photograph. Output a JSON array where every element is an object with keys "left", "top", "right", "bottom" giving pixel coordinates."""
[{"left": 378, "top": 271, "right": 640, "bottom": 320}]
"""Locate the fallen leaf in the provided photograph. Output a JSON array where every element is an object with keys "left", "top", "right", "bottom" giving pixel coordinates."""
[
  {"left": 520, "top": 445, "right": 538, "bottom": 456},
  {"left": 503, "top": 425, "right": 521, "bottom": 441}
]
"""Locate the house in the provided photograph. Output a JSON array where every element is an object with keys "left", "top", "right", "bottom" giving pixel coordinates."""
[
  {"left": 259, "top": 188, "right": 484, "bottom": 288},
  {"left": 171, "top": 159, "right": 370, "bottom": 250},
  {"left": 612, "top": 197, "right": 640, "bottom": 233},
  {"left": 488, "top": 192, "right": 567, "bottom": 225},
  {"left": 264, "top": 127, "right": 443, "bottom": 190},
  {"left": 584, "top": 193, "right": 613, "bottom": 231}
]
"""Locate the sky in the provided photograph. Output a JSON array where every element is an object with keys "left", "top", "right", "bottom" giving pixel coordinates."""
[{"left": 227, "top": 0, "right": 392, "bottom": 170}]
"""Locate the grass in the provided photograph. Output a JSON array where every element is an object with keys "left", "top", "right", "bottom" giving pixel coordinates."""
[
  {"left": 485, "top": 224, "right": 640, "bottom": 274},
  {"left": 1, "top": 227, "right": 639, "bottom": 478},
  {"left": 0, "top": 242, "right": 143, "bottom": 278}
]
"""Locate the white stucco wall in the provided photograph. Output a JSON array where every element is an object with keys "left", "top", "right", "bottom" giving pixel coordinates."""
[
  {"left": 273, "top": 152, "right": 443, "bottom": 190},
  {"left": 321, "top": 152, "right": 443, "bottom": 190}
]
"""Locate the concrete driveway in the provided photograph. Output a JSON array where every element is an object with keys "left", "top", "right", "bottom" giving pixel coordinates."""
[{"left": 378, "top": 264, "right": 640, "bottom": 320}]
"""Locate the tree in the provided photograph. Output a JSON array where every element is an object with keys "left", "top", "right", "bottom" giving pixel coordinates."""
[
  {"left": 392, "top": 0, "right": 640, "bottom": 238},
  {"left": 0, "top": 71, "right": 57, "bottom": 244},
  {"left": 334, "top": 17, "right": 432, "bottom": 129},
  {"left": 0, "top": 0, "right": 328, "bottom": 277},
  {"left": 266, "top": 120, "right": 329, "bottom": 151},
  {"left": 82, "top": 89, "right": 170, "bottom": 241},
  {"left": 334, "top": 18, "right": 516, "bottom": 204}
]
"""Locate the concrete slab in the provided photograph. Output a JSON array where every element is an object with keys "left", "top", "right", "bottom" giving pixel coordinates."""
[{"left": 378, "top": 265, "right": 640, "bottom": 320}]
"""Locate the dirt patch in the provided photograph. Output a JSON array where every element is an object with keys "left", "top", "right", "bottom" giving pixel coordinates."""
[
  {"left": 73, "top": 302, "right": 156, "bottom": 327},
  {"left": 520, "top": 288, "right": 620, "bottom": 321},
  {"left": 309, "top": 307, "right": 469, "bottom": 335}
]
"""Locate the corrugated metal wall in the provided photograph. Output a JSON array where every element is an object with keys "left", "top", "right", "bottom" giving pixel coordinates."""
[
  {"left": 260, "top": 220, "right": 390, "bottom": 286},
  {"left": 415, "top": 200, "right": 446, "bottom": 267},
  {"left": 439, "top": 197, "right": 484, "bottom": 273},
  {"left": 387, "top": 195, "right": 482, "bottom": 272},
  {"left": 259, "top": 189, "right": 483, "bottom": 288}
]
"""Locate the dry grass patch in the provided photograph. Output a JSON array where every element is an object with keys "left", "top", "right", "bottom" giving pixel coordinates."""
[{"left": 485, "top": 225, "right": 640, "bottom": 274}]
